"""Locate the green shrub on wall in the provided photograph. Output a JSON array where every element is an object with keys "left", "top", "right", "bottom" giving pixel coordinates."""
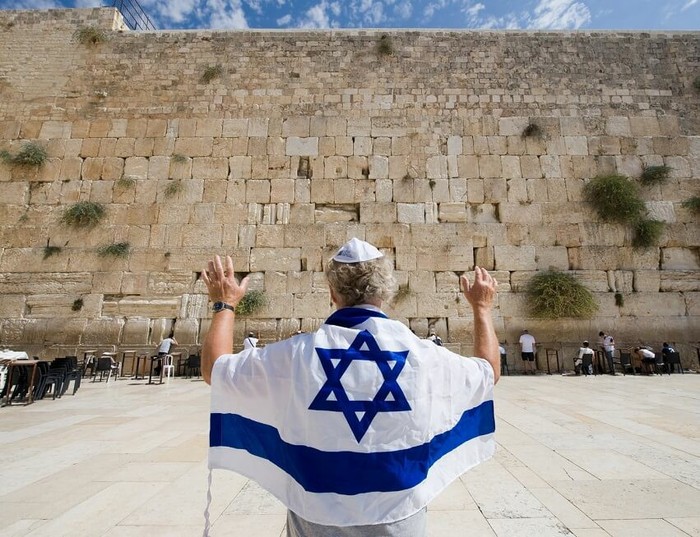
[
  {"left": 640, "top": 165, "right": 671, "bottom": 186},
  {"left": 97, "top": 242, "right": 131, "bottom": 259},
  {"left": 61, "top": 201, "right": 106, "bottom": 228},
  {"left": 632, "top": 219, "right": 664, "bottom": 249},
  {"left": 526, "top": 270, "right": 598, "bottom": 319},
  {"left": 235, "top": 290, "right": 266, "bottom": 316},
  {"left": 73, "top": 26, "right": 108, "bottom": 45},
  {"left": 583, "top": 175, "right": 645, "bottom": 224},
  {"left": 1, "top": 141, "right": 48, "bottom": 167},
  {"left": 42, "top": 245, "right": 62, "bottom": 260},
  {"left": 681, "top": 196, "right": 700, "bottom": 215}
]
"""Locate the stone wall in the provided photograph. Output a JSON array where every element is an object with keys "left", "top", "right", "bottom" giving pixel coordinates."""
[{"left": 0, "top": 8, "right": 699, "bottom": 366}]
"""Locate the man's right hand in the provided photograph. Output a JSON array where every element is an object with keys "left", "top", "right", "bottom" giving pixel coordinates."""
[{"left": 201, "top": 255, "right": 250, "bottom": 307}]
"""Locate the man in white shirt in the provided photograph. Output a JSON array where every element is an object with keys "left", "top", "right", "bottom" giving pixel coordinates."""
[
  {"left": 633, "top": 347, "right": 656, "bottom": 375},
  {"left": 243, "top": 332, "right": 258, "bottom": 350},
  {"left": 200, "top": 238, "right": 501, "bottom": 536},
  {"left": 575, "top": 341, "right": 595, "bottom": 375},
  {"left": 598, "top": 331, "right": 615, "bottom": 375},
  {"left": 519, "top": 329, "right": 537, "bottom": 374}
]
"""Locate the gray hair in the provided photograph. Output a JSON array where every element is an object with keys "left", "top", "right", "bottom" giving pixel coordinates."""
[{"left": 325, "top": 257, "right": 396, "bottom": 307}]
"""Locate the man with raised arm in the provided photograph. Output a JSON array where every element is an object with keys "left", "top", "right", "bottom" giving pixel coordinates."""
[{"left": 201, "top": 238, "right": 499, "bottom": 537}]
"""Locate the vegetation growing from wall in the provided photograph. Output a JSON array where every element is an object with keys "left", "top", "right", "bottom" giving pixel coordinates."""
[
  {"left": 73, "top": 26, "right": 108, "bottom": 45},
  {"left": 632, "top": 219, "right": 664, "bottom": 249},
  {"left": 43, "top": 245, "right": 62, "bottom": 260},
  {"left": 376, "top": 34, "right": 394, "bottom": 56},
  {"left": 200, "top": 65, "right": 223, "bottom": 83},
  {"left": 164, "top": 179, "right": 183, "bottom": 197},
  {"left": 640, "top": 165, "right": 671, "bottom": 186},
  {"left": 71, "top": 298, "right": 84, "bottom": 311},
  {"left": 116, "top": 176, "right": 136, "bottom": 189},
  {"left": 1, "top": 141, "right": 47, "bottom": 166},
  {"left": 681, "top": 196, "right": 700, "bottom": 215},
  {"left": 97, "top": 242, "right": 131, "bottom": 259},
  {"left": 235, "top": 290, "right": 266, "bottom": 316},
  {"left": 521, "top": 123, "right": 542, "bottom": 139},
  {"left": 526, "top": 270, "right": 598, "bottom": 319},
  {"left": 584, "top": 174, "right": 667, "bottom": 249},
  {"left": 61, "top": 202, "right": 106, "bottom": 228},
  {"left": 583, "top": 175, "right": 645, "bottom": 224}
]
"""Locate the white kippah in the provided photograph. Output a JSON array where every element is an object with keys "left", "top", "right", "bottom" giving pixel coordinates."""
[{"left": 332, "top": 238, "right": 383, "bottom": 263}]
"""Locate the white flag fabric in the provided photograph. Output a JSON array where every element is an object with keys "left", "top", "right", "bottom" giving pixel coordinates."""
[{"left": 209, "top": 306, "right": 495, "bottom": 527}]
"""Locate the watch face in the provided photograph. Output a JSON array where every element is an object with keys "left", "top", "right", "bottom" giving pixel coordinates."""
[{"left": 213, "top": 301, "right": 224, "bottom": 312}]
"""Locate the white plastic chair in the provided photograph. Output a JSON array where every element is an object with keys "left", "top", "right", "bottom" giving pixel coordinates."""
[{"left": 162, "top": 354, "right": 175, "bottom": 380}]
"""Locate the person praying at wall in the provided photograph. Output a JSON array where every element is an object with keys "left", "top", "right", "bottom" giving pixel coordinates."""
[{"left": 200, "top": 238, "right": 500, "bottom": 537}]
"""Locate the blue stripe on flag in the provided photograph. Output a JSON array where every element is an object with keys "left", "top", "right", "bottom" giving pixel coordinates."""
[
  {"left": 324, "top": 307, "right": 388, "bottom": 328},
  {"left": 210, "top": 399, "right": 494, "bottom": 495}
]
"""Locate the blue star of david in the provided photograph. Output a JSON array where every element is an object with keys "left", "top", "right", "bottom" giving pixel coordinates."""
[{"left": 309, "top": 330, "right": 411, "bottom": 442}]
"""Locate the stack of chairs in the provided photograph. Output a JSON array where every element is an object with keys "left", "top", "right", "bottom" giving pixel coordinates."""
[{"left": 54, "top": 356, "right": 82, "bottom": 395}]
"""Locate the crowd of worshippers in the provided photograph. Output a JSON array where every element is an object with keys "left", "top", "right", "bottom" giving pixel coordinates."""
[{"left": 574, "top": 337, "right": 679, "bottom": 376}]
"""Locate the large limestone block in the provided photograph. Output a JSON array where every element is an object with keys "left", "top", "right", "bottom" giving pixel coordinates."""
[
  {"left": 458, "top": 155, "right": 479, "bottom": 178},
  {"left": 478, "top": 155, "right": 502, "bottom": 178},
  {"left": 415, "top": 245, "right": 473, "bottom": 272},
  {"left": 82, "top": 319, "right": 125, "bottom": 345},
  {"left": 360, "top": 202, "right": 396, "bottom": 223},
  {"left": 102, "top": 297, "right": 180, "bottom": 317},
  {"left": 662, "top": 248, "right": 700, "bottom": 270},
  {"left": 535, "top": 246, "right": 569, "bottom": 270},
  {"left": 192, "top": 157, "right": 229, "bottom": 180},
  {"left": 282, "top": 117, "right": 310, "bottom": 137},
  {"left": 123, "top": 156, "right": 149, "bottom": 180},
  {"left": 438, "top": 203, "right": 467, "bottom": 223},
  {"left": 369, "top": 156, "right": 389, "bottom": 179},
  {"left": 250, "top": 247, "right": 301, "bottom": 271},
  {"left": 570, "top": 247, "right": 660, "bottom": 270},
  {"left": 43, "top": 318, "right": 88, "bottom": 345},
  {"left": 660, "top": 271, "right": 700, "bottom": 292},
  {"left": 426, "top": 156, "right": 448, "bottom": 179},
  {"left": 293, "top": 292, "right": 332, "bottom": 318},
  {"left": 396, "top": 203, "right": 425, "bottom": 224},
  {"left": 148, "top": 271, "right": 195, "bottom": 295},
  {"left": 606, "top": 117, "right": 631, "bottom": 136},
  {"left": 0, "top": 295, "right": 25, "bottom": 317},
  {"left": 621, "top": 293, "right": 686, "bottom": 317},
  {"left": 629, "top": 117, "right": 661, "bottom": 137},
  {"left": 174, "top": 137, "right": 213, "bottom": 157},
  {"left": 285, "top": 224, "right": 325, "bottom": 247},
  {"left": 494, "top": 245, "right": 536, "bottom": 270},
  {"left": 498, "top": 202, "right": 542, "bottom": 224},
  {"left": 286, "top": 137, "right": 319, "bottom": 156},
  {"left": 633, "top": 270, "right": 660, "bottom": 292},
  {"left": 414, "top": 292, "right": 460, "bottom": 318},
  {"left": 40, "top": 121, "right": 71, "bottom": 139}
]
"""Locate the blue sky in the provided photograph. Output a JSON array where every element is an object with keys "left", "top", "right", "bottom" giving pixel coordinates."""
[{"left": 1, "top": 0, "right": 698, "bottom": 30}]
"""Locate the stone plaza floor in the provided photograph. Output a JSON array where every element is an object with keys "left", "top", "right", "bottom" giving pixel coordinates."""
[{"left": 1, "top": 372, "right": 699, "bottom": 537}]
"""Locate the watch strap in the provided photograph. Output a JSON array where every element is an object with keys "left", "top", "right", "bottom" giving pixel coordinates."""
[{"left": 213, "top": 301, "right": 235, "bottom": 313}]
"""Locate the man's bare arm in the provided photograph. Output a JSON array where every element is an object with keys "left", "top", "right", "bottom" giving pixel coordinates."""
[
  {"left": 460, "top": 267, "right": 500, "bottom": 384},
  {"left": 201, "top": 255, "right": 249, "bottom": 385}
]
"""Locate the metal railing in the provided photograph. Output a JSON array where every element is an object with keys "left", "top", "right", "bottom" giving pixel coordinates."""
[{"left": 111, "top": 0, "right": 157, "bottom": 31}]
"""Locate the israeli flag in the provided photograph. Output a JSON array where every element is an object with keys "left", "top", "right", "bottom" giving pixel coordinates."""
[{"left": 209, "top": 307, "right": 495, "bottom": 526}]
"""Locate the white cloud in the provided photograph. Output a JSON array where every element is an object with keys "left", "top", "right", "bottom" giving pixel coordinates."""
[
  {"left": 207, "top": 0, "right": 249, "bottom": 29},
  {"left": 276, "top": 13, "right": 292, "bottom": 26},
  {"left": 424, "top": 0, "right": 450, "bottom": 19},
  {"left": 298, "top": 0, "right": 332, "bottom": 28},
  {"left": 527, "top": 0, "right": 591, "bottom": 29},
  {"left": 245, "top": 0, "right": 263, "bottom": 14},
  {"left": 682, "top": 0, "right": 698, "bottom": 10},
  {"left": 365, "top": 1, "right": 386, "bottom": 25},
  {"left": 465, "top": 2, "right": 485, "bottom": 19},
  {"left": 393, "top": 1, "right": 413, "bottom": 20}
]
